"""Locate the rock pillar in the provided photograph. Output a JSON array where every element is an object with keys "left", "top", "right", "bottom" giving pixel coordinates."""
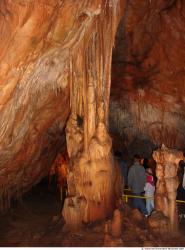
[
  {"left": 153, "top": 144, "right": 183, "bottom": 233},
  {"left": 62, "top": 1, "right": 124, "bottom": 228}
]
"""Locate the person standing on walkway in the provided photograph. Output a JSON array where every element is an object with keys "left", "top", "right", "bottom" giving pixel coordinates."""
[
  {"left": 144, "top": 168, "right": 155, "bottom": 215},
  {"left": 177, "top": 152, "right": 185, "bottom": 216},
  {"left": 128, "top": 154, "right": 148, "bottom": 216}
]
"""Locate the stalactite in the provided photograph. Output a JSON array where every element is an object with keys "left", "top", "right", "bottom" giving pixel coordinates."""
[
  {"left": 0, "top": 0, "right": 124, "bottom": 217},
  {"left": 63, "top": 0, "right": 124, "bottom": 228}
]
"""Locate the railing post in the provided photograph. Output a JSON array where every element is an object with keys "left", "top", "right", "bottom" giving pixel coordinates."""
[{"left": 125, "top": 195, "right": 128, "bottom": 203}]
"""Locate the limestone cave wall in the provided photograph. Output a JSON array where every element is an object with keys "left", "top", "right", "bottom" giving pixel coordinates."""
[
  {"left": 0, "top": 0, "right": 124, "bottom": 210},
  {"left": 0, "top": 0, "right": 75, "bottom": 208},
  {"left": 110, "top": 0, "right": 185, "bottom": 157}
]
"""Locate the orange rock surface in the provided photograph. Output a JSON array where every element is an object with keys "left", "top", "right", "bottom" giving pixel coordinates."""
[
  {"left": 111, "top": 0, "right": 185, "bottom": 155},
  {"left": 0, "top": 0, "right": 124, "bottom": 211},
  {"left": 0, "top": 0, "right": 185, "bottom": 210}
]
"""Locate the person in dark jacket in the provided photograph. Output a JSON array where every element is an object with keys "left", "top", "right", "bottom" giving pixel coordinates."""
[
  {"left": 177, "top": 152, "right": 185, "bottom": 216},
  {"left": 177, "top": 152, "right": 185, "bottom": 200},
  {"left": 128, "top": 154, "right": 148, "bottom": 216}
]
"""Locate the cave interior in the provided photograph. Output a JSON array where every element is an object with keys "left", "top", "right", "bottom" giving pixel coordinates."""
[{"left": 0, "top": 0, "right": 185, "bottom": 247}]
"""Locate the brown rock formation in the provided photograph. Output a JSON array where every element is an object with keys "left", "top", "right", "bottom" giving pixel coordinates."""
[
  {"left": 110, "top": 0, "right": 185, "bottom": 156},
  {"left": 0, "top": 0, "right": 185, "bottom": 229},
  {"left": 148, "top": 210, "right": 170, "bottom": 235},
  {"left": 62, "top": 1, "right": 124, "bottom": 226},
  {"left": 104, "top": 209, "right": 123, "bottom": 247},
  {"left": 0, "top": 0, "right": 124, "bottom": 223},
  {"left": 130, "top": 208, "right": 144, "bottom": 224},
  {"left": 111, "top": 209, "right": 122, "bottom": 238},
  {"left": 0, "top": 0, "right": 75, "bottom": 210},
  {"left": 153, "top": 145, "right": 183, "bottom": 233}
]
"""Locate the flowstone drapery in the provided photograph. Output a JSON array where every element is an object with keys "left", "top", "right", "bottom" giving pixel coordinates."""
[
  {"left": 62, "top": 1, "right": 124, "bottom": 227},
  {"left": 153, "top": 145, "right": 183, "bottom": 233}
]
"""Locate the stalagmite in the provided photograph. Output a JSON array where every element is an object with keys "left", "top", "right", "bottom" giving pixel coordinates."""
[
  {"left": 153, "top": 144, "right": 183, "bottom": 233},
  {"left": 104, "top": 209, "right": 123, "bottom": 247},
  {"left": 62, "top": 0, "right": 124, "bottom": 228},
  {"left": 111, "top": 209, "right": 122, "bottom": 238}
]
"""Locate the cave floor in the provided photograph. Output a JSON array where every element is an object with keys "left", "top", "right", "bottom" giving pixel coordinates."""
[{"left": 0, "top": 180, "right": 185, "bottom": 247}]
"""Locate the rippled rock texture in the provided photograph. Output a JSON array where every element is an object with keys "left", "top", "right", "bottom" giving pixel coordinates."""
[
  {"left": 111, "top": 0, "right": 185, "bottom": 157},
  {"left": 0, "top": 0, "right": 125, "bottom": 212}
]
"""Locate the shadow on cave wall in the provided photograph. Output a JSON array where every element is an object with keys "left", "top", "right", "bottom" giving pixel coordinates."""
[
  {"left": 110, "top": 15, "right": 157, "bottom": 160},
  {"left": 110, "top": 6, "right": 185, "bottom": 158}
]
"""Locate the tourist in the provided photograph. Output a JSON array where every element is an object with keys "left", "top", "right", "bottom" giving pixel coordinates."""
[
  {"left": 177, "top": 152, "right": 185, "bottom": 200},
  {"left": 144, "top": 168, "right": 155, "bottom": 215},
  {"left": 128, "top": 154, "right": 148, "bottom": 216}
]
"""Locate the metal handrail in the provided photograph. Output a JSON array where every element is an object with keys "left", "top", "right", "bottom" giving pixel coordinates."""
[
  {"left": 122, "top": 194, "right": 153, "bottom": 203},
  {"left": 122, "top": 192, "right": 185, "bottom": 204}
]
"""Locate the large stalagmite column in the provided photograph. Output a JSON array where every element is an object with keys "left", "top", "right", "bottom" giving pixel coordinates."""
[
  {"left": 62, "top": 0, "right": 124, "bottom": 228},
  {"left": 153, "top": 145, "right": 183, "bottom": 233}
]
